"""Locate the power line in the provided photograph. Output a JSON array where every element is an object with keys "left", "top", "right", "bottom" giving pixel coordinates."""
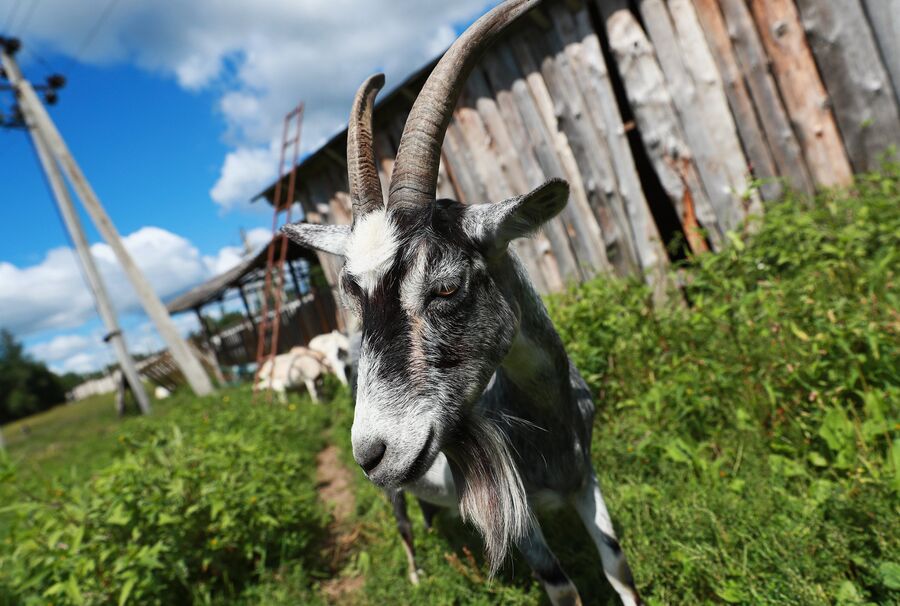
[
  {"left": 24, "top": 46, "right": 54, "bottom": 72},
  {"left": 75, "top": 0, "right": 122, "bottom": 59},
  {"left": 12, "top": 0, "right": 40, "bottom": 36},
  {"left": 3, "top": 0, "right": 23, "bottom": 32}
]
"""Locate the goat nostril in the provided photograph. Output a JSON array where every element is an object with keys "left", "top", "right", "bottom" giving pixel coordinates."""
[{"left": 358, "top": 440, "right": 387, "bottom": 473}]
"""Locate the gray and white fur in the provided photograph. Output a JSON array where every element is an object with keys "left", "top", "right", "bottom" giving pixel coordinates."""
[{"left": 283, "top": 1, "right": 641, "bottom": 604}]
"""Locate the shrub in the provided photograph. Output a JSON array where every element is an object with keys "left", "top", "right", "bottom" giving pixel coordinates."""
[
  {"left": 546, "top": 163, "right": 900, "bottom": 604},
  {"left": 0, "top": 390, "right": 331, "bottom": 605}
]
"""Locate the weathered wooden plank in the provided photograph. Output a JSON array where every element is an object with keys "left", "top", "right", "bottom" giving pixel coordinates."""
[
  {"left": 547, "top": 4, "right": 642, "bottom": 278},
  {"left": 373, "top": 129, "right": 395, "bottom": 204},
  {"left": 748, "top": 0, "right": 853, "bottom": 187},
  {"left": 443, "top": 117, "right": 489, "bottom": 205},
  {"left": 479, "top": 52, "right": 575, "bottom": 290},
  {"left": 795, "top": 0, "right": 900, "bottom": 172},
  {"left": 298, "top": 176, "right": 349, "bottom": 331},
  {"left": 465, "top": 65, "right": 563, "bottom": 292},
  {"left": 639, "top": 0, "right": 759, "bottom": 233},
  {"left": 568, "top": 5, "right": 671, "bottom": 297},
  {"left": 483, "top": 43, "right": 586, "bottom": 283},
  {"left": 597, "top": 0, "right": 719, "bottom": 253},
  {"left": 453, "top": 93, "right": 550, "bottom": 293},
  {"left": 713, "top": 0, "right": 814, "bottom": 196},
  {"left": 574, "top": 6, "right": 669, "bottom": 288},
  {"left": 691, "top": 0, "right": 782, "bottom": 201},
  {"left": 323, "top": 162, "right": 352, "bottom": 226},
  {"left": 509, "top": 33, "right": 611, "bottom": 278},
  {"left": 533, "top": 21, "right": 628, "bottom": 276},
  {"left": 861, "top": 0, "right": 900, "bottom": 105}
]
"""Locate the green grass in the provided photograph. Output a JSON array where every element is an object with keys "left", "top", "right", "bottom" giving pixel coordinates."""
[
  {"left": 1, "top": 391, "right": 179, "bottom": 489},
  {"left": 1, "top": 166, "right": 898, "bottom": 605}
]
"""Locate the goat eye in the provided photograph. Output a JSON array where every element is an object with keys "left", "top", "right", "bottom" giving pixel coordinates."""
[{"left": 434, "top": 284, "right": 458, "bottom": 298}]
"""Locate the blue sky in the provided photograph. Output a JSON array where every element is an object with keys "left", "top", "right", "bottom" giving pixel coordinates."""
[{"left": 0, "top": 0, "right": 497, "bottom": 373}]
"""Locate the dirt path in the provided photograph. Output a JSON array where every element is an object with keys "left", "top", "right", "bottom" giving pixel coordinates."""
[
  {"left": 315, "top": 444, "right": 365, "bottom": 601},
  {"left": 316, "top": 445, "right": 355, "bottom": 522}
]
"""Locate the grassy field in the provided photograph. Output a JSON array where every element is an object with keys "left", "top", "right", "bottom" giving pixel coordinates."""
[{"left": 1, "top": 167, "right": 898, "bottom": 605}]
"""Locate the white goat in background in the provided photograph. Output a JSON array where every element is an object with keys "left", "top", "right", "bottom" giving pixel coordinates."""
[
  {"left": 308, "top": 330, "right": 351, "bottom": 386},
  {"left": 256, "top": 346, "right": 327, "bottom": 403}
]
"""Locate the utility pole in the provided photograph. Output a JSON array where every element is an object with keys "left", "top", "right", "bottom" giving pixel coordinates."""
[
  {"left": 30, "top": 124, "right": 153, "bottom": 414},
  {"left": 1, "top": 38, "right": 214, "bottom": 396}
]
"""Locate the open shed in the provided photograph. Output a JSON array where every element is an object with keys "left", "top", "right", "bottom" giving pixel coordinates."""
[{"left": 166, "top": 234, "right": 340, "bottom": 369}]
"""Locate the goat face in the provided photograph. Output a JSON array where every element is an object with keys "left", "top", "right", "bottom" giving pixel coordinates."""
[
  {"left": 286, "top": 182, "right": 567, "bottom": 488},
  {"left": 343, "top": 203, "right": 516, "bottom": 487},
  {"left": 283, "top": 0, "right": 557, "bottom": 489}
]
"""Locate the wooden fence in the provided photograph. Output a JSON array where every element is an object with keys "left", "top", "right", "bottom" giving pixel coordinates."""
[{"left": 259, "top": 0, "right": 900, "bottom": 302}]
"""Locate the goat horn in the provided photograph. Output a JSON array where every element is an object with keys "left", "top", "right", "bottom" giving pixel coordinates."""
[
  {"left": 347, "top": 73, "right": 386, "bottom": 219},
  {"left": 388, "top": 0, "right": 538, "bottom": 213}
]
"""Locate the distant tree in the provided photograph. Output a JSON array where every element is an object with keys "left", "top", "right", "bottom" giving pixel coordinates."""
[{"left": 0, "top": 329, "right": 68, "bottom": 424}]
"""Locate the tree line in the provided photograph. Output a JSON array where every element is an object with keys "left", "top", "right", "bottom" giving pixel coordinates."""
[{"left": 0, "top": 329, "right": 82, "bottom": 425}]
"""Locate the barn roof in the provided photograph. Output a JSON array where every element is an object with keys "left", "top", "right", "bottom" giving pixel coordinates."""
[{"left": 165, "top": 234, "right": 318, "bottom": 314}]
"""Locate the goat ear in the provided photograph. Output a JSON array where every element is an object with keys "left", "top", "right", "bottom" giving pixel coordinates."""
[
  {"left": 281, "top": 223, "right": 350, "bottom": 257},
  {"left": 463, "top": 179, "right": 569, "bottom": 256}
]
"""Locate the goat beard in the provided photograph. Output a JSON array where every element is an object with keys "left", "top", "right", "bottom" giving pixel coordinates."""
[{"left": 443, "top": 412, "right": 533, "bottom": 575}]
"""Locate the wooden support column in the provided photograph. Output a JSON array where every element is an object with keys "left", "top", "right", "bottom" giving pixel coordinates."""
[
  {"left": 597, "top": 0, "right": 719, "bottom": 253},
  {"left": 748, "top": 0, "right": 853, "bottom": 187},
  {"left": 709, "top": 0, "right": 815, "bottom": 196},
  {"left": 795, "top": 0, "right": 900, "bottom": 173}
]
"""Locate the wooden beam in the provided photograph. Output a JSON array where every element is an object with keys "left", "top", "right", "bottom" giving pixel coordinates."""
[
  {"left": 597, "top": 0, "right": 718, "bottom": 253},
  {"left": 748, "top": 0, "right": 853, "bottom": 187},
  {"left": 638, "top": 0, "right": 761, "bottom": 233},
  {"left": 861, "top": 0, "right": 900, "bottom": 105},
  {"left": 795, "top": 0, "right": 900, "bottom": 172},
  {"left": 713, "top": 0, "right": 814, "bottom": 196}
]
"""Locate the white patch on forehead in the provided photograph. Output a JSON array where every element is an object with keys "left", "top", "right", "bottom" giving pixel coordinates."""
[{"left": 345, "top": 210, "right": 399, "bottom": 294}]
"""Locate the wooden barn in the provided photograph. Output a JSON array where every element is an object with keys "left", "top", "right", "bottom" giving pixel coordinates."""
[{"left": 255, "top": 0, "right": 900, "bottom": 312}]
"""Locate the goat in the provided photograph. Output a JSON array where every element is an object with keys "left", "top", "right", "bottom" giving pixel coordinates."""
[
  {"left": 283, "top": 1, "right": 641, "bottom": 603},
  {"left": 308, "top": 329, "right": 351, "bottom": 386},
  {"left": 256, "top": 346, "right": 327, "bottom": 403}
]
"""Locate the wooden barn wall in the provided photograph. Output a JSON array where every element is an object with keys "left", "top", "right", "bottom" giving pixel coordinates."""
[{"left": 287, "top": 0, "right": 900, "bottom": 305}]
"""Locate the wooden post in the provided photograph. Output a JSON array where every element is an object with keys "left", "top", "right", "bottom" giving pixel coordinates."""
[
  {"left": 748, "top": 0, "right": 853, "bottom": 187},
  {"left": 638, "top": 0, "right": 760, "bottom": 233},
  {"left": 194, "top": 308, "right": 217, "bottom": 354},
  {"left": 554, "top": 5, "right": 671, "bottom": 299},
  {"left": 710, "top": 0, "right": 814, "bottom": 196},
  {"left": 795, "top": 0, "right": 900, "bottom": 172},
  {"left": 597, "top": 0, "right": 719, "bottom": 253},
  {"left": 287, "top": 258, "right": 303, "bottom": 298},
  {"left": 0, "top": 49, "right": 214, "bottom": 397},
  {"left": 237, "top": 284, "right": 256, "bottom": 329},
  {"left": 861, "top": 0, "right": 900, "bottom": 104},
  {"left": 6, "top": 70, "right": 152, "bottom": 415},
  {"left": 691, "top": 0, "right": 783, "bottom": 201}
]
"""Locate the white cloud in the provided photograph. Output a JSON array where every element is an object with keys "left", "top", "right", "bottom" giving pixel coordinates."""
[
  {"left": 201, "top": 226, "right": 270, "bottom": 275},
  {"left": 37, "top": 313, "right": 202, "bottom": 375},
  {"left": 209, "top": 144, "right": 279, "bottom": 210},
  {"left": 29, "top": 333, "right": 92, "bottom": 362},
  {"left": 16, "top": 0, "right": 501, "bottom": 210},
  {"left": 1, "top": 226, "right": 260, "bottom": 338}
]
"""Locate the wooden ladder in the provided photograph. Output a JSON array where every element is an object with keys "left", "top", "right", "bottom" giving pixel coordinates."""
[{"left": 252, "top": 102, "right": 305, "bottom": 401}]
